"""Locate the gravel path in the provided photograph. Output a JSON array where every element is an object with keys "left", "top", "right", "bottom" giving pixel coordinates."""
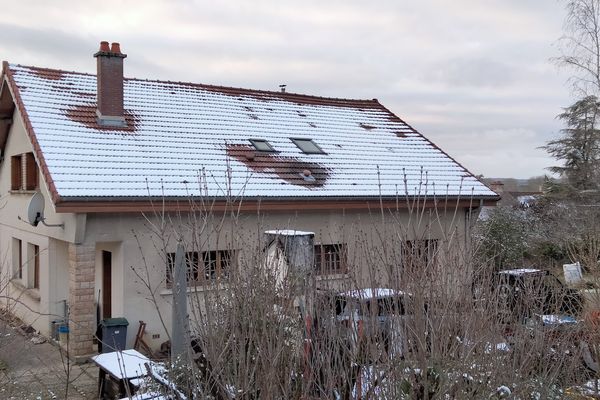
[{"left": 0, "top": 317, "right": 98, "bottom": 399}]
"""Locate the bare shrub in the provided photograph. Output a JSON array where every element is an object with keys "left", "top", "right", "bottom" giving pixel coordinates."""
[{"left": 129, "top": 190, "right": 597, "bottom": 399}]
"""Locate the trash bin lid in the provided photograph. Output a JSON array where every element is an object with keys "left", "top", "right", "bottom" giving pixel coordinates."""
[{"left": 100, "top": 317, "right": 129, "bottom": 327}]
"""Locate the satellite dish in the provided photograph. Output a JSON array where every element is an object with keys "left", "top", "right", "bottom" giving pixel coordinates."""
[
  {"left": 18, "top": 192, "right": 63, "bottom": 228},
  {"left": 27, "top": 191, "right": 45, "bottom": 227}
]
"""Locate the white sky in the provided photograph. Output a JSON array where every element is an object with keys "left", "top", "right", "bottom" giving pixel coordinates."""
[{"left": 0, "top": 0, "right": 573, "bottom": 179}]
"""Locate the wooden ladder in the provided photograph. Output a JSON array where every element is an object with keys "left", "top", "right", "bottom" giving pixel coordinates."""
[{"left": 133, "top": 320, "right": 155, "bottom": 359}]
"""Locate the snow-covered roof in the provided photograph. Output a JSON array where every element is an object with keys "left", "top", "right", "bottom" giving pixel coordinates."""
[
  {"left": 337, "top": 288, "right": 408, "bottom": 299},
  {"left": 498, "top": 268, "right": 543, "bottom": 276},
  {"left": 264, "top": 229, "right": 315, "bottom": 236},
  {"left": 3, "top": 63, "right": 497, "bottom": 202}
]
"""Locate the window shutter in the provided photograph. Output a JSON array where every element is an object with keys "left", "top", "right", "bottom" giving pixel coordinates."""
[
  {"left": 11, "top": 155, "right": 22, "bottom": 190},
  {"left": 25, "top": 153, "right": 38, "bottom": 190}
]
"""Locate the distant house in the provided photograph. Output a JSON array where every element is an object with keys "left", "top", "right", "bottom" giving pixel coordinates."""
[
  {"left": 493, "top": 181, "right": 542, "bottom": 206},
  {"left": 0, "top": 41, "right": 498, "bottom": 358}
]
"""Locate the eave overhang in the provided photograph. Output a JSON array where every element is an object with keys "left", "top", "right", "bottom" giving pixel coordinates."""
[{"left": 54, "top": 195, "right": 500, "bottom": 214}]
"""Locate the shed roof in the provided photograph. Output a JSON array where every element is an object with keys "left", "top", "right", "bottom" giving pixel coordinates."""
[{"left": 3, "top": 63, "right": 497, "bottom": 204}]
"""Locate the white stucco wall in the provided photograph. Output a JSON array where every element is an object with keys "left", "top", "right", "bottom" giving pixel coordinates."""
[
  {"left": 0, "top": 109, "right": 76, "bottom": 335},
  {"left": 81, "top": 207, "right": 469, "bottom": 349}
]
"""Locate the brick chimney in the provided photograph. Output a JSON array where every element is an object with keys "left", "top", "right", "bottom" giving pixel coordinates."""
[
  {"left": 489, "top": 180, "right": 504, "bottom": 194},
  {"left": 94, "top": 41, "right": 127, "bottom": 126}
]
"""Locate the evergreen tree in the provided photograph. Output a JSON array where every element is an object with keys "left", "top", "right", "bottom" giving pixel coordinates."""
[{"left": 543, "top": 96, "right": 600, "bottom": 190}]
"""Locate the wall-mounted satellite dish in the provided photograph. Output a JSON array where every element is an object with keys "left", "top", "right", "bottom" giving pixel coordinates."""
[
  {"left": 19, "top": 192, "right": 64, "bottom": 228},
  {"left": 27, "top": 191, "right": 45, "bottom": 226}
]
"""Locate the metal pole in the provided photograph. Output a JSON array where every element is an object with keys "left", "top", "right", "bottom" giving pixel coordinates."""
[{"left": 171, "top": 241, "right": 189, "bottom": 364}]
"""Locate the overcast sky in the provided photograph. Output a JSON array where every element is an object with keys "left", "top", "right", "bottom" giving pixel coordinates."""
[{"left": 0, "top": 0, "right": 574, "bottom": 179}]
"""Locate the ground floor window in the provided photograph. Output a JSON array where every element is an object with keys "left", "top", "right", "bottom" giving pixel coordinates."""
[
  {"left": 314, "top": 243, "right": 347, "bottom": 275},
  {"left": 11, "top": 239, "right": 41, "bottom": 290},
  {"left": 31, "top": 244, "right": 40, "bottom": 289},
  {"left": 12, "top": 238, "right": 22, "bottom": 280},
  {"left": 402, "top": 239, "right": 439, "bottom": 268},
  {"left": 166, "top": 250, "right": 234, "bottom": 286}
]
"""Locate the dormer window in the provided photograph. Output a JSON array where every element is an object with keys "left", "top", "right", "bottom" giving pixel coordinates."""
[
  {"left": 291, "top": 138, "right": 325, "bottom": 154},
  {"left": 11, "top": 152, "right": 38, "bottom": 191},
  {"left": 249, "top": 139, "right": 275, "bottom": 152}
]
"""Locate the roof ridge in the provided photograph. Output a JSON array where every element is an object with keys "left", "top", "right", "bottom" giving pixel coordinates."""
[
  {"left": 11, "top": 63, "right": 96, "bottom": 78},
  {"left": 9, "top": 62, "right": 382, "bottom": 106}
]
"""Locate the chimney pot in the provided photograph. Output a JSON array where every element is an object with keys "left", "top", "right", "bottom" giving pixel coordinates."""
[
  {"left": 110, "top": 42, "right": 122, "bottom": 54},
  {"left": 99, "top": 41, "right": 110, "bottom": 52}
]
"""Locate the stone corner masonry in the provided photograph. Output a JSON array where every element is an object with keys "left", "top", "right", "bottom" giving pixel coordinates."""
[{"left": 68, "top": 243, "right": 96, "bottom": 357}]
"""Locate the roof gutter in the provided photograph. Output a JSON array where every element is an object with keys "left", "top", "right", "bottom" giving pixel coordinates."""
[{"left": 54, "top": 195, "right": 500, "bottom": 214}]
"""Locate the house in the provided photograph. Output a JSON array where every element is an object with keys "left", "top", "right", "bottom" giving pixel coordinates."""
[
  {"left": 0, "top": 41, "right": 498, "bottom": 359},
  {"left": 478, "top": 180, "right": 542, "bottom": 220},
  {"left": 489, "top": 181, "right": 542, "bottom": 209}
]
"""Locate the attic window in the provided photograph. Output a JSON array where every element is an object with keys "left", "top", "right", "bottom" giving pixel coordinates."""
[
  {"left": 11, "top": 152, "right": 38, "bottom": 191},
  {"left": 291, "top": 138, "right": 325, "bottom": 154},
  {"left": 249, "top": 139, "right": 275, "bottom": 152}
]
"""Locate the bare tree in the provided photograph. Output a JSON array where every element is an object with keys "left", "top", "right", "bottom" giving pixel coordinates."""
[
  {"left": 128, "top": 188, "right": 598, "bottom": 399},
  {"left": 555, "top": 0, "right": 600, "bottom": 96}
]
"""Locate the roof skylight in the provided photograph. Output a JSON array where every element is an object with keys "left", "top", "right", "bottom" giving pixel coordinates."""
[
  {"left": 249, "top": 139, "right": 275, "bottom": 152},
  {"left": 291, "top": 138, "right": 325, "bottom": 154}
]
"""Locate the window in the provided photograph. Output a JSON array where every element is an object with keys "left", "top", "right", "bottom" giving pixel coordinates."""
[
  {"left": 12, "top": 238, "right": 22, "bottom": 280},
  {"left": 315, "top": 243, "right": 347, "bottom": 275},
  {"left": 11, "top": 152, "right": 38, "bottom": 191},
  {"left": 30, "top": 244, "right": 40, "bottom": 289},
  {"left": 203, "top": 250, "right": 231, "bottom": 280},
  {"left": 166, "top": 250, "right": 233, "bottom": 286},
  {"left": 291, "top": 138, "right": 326, "bottom": 154},
  {"left": 401, "top": 239, "right": 438, "bottom": 268},
  {"left": 249, "top": 139, "right": 275, "bottom": 152}
]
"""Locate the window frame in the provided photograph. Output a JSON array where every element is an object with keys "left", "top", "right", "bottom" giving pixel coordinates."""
[
  {"left": 166, "top": 249, "right": 234, "bottom": 287},
  {"left": 10, "top": 152, "right": 39, "bottom": 192},
  {"left": 249, "top": 139, "right": 276, "bottom": 152},
  {"left": 290, "top": 138, "right": 326, "bottom": 155},
  {"left": 12, "top": 238, "right": 22, "bottom": 280},
  {"left": 314, "top": 243, "right": 347, "bottom": 275},
  {"left": 401, "top": 239, "right": 439, "bottom": 268},
  {"left": 31, "top": 244, "right": 40, "bottom": 289}
]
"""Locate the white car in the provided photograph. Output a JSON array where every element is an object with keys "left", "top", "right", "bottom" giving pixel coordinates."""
[{"left": 323, "top": 288, "right": 419, "bottom": 359}]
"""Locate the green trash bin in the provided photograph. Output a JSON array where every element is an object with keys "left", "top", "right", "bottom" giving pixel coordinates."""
[{"left": 97, "top": 318, "right": 129, "bottom": 353}]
